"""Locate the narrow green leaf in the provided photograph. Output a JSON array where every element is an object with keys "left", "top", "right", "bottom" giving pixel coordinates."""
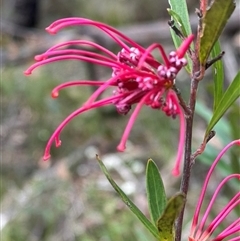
[
  {"left": 199, "top": 0, "right": 236, "bottom": 65},
  {"left": 157, "top": 193, "right": 185, "bottom": 241},
  {"left": 211, "top": 40, "right": 224, "bottom": 111},
  {"left": 168, "top": 0, "right": 192, "bottom": 36},
  {"left": 97, "top": 155, "right": 160, "bottom": 239},
  {"left": 146, "top": 159, "right": 167, "bottom": 226},
  {"left": 167, "top": 9, "right": 188, "bottom": 37},
  {"left": 205, "top": 71, "right": 240, "bottom": 138},
  {"left": 168, "top": 0, "right": 192, "bottom": 73},
  {"left": 195, "top": 101, "right": 230, "bottom": 138}
]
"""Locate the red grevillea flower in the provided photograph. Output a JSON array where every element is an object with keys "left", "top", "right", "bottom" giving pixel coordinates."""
[
  {"left": 189, "top": 139, "right": 240, "bottom": 241},
  {"left": 24, "top": 18, "right": 194, "bottom": 176}
]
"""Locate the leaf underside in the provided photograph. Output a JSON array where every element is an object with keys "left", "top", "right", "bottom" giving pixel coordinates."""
[
  {"left": 157, "top": 193, "right": 185, "bottom": 241},
  {"left": 199, "top": 0, "right": 236, "bottom": 65}
]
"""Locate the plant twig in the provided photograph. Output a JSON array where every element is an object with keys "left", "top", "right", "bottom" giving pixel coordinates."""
[
  {"left": 175, "top": 78, "right": 199, "bottom": 241},
  {"left": 191, "top": 130, "right": 216, "bottom": 161},
  {"left": 172, "top": 85, "right": 191, "bottom": 116},
  {"left": 205, "top": 51, "right": 225, "bottom": 69},
  {"left": 168, "top": 20, "right": 185, "bottom": 39},
  {"left": 175, "top": 42, "right": 200, "bottom": 240}
]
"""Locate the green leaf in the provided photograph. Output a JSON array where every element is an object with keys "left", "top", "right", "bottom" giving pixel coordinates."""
[
  {"left": 195, "top": 101, "right": 230, "bottom": 138},
  {"left": 205, "top": 71, "right": 240, "bottom": 138},
  {"left": 168, "top": 0, "right": 192, "bottom": 36},
  {"left": 167, "top": 9, "right": 188, "bottom": 37},
  {"left": 199, "top": 0, "right": 236, "bottom": 65},
  {"left": 211, "top": 40, "right": 224, "bottom": 111},
  {"left": 146, "top": 159, "right": 167, "bottom": 226},
  {"left": 167, "top": 8, "right": 192, "bottom": 73},
  {"left": 97, "top": 155, "right": 160, "bottom": 239},
  {"left": 157, "top": 193, "right": 185, "bottom": 241}
]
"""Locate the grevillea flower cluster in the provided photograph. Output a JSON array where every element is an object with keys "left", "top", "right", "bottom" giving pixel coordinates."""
[
  {"left": 25, "top": 18, "right": 194, "bottom": 176},
  {"left": 189, "top": 139, "right": 240, "bottom": 241}
]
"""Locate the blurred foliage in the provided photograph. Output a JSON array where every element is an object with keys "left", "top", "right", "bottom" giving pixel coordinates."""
[
  {"left": 2, "top": 171, "right": 154, "bottom": 241},
  {"left": 2, "top": 60, "right": 179, "bottom": 241}
]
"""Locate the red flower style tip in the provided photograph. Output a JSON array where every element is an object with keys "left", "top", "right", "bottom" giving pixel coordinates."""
[
  {"left": 24, "top": 18, "right": 194, "bottom": 175},
  {"left": 189, "top": 140, "right": 240, "bottom": 241}
]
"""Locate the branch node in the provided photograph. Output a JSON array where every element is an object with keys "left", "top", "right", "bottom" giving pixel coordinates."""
[
  {"left": 195, "top": 8, "right": 203, "bottom": 18},
  {"left": 168, "top": 20, "right": 185, "bottom": 39},
  {"left": 206, "top": 130, "right": 216, "bottom": 143},
  {"left": 172, "top": 85, "right": 191, "bottom": 116},
  {"left": 205, "top": 51, "right": 225, "bottom": 69}
]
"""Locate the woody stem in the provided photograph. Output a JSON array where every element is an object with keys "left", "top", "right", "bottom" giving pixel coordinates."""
[{"left": 175, "top": 50, "right": 200, "bottom": 240}]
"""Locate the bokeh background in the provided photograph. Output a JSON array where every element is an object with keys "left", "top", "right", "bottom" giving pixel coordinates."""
[{"left": 1, "top": 0, "right": 239, "bottom": 240}]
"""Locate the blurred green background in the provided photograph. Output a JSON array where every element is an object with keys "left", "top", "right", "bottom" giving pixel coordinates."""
[{"left": 1, "top": 0, "right": 239, "bottom": 240}]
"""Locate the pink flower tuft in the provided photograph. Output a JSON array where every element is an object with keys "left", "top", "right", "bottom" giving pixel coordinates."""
[
  {"left": 24, "top": 18, "right": 194, "bottom": 174},
  {"left": 189, "top": 140, "right": 240, "bottom": 241}
]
